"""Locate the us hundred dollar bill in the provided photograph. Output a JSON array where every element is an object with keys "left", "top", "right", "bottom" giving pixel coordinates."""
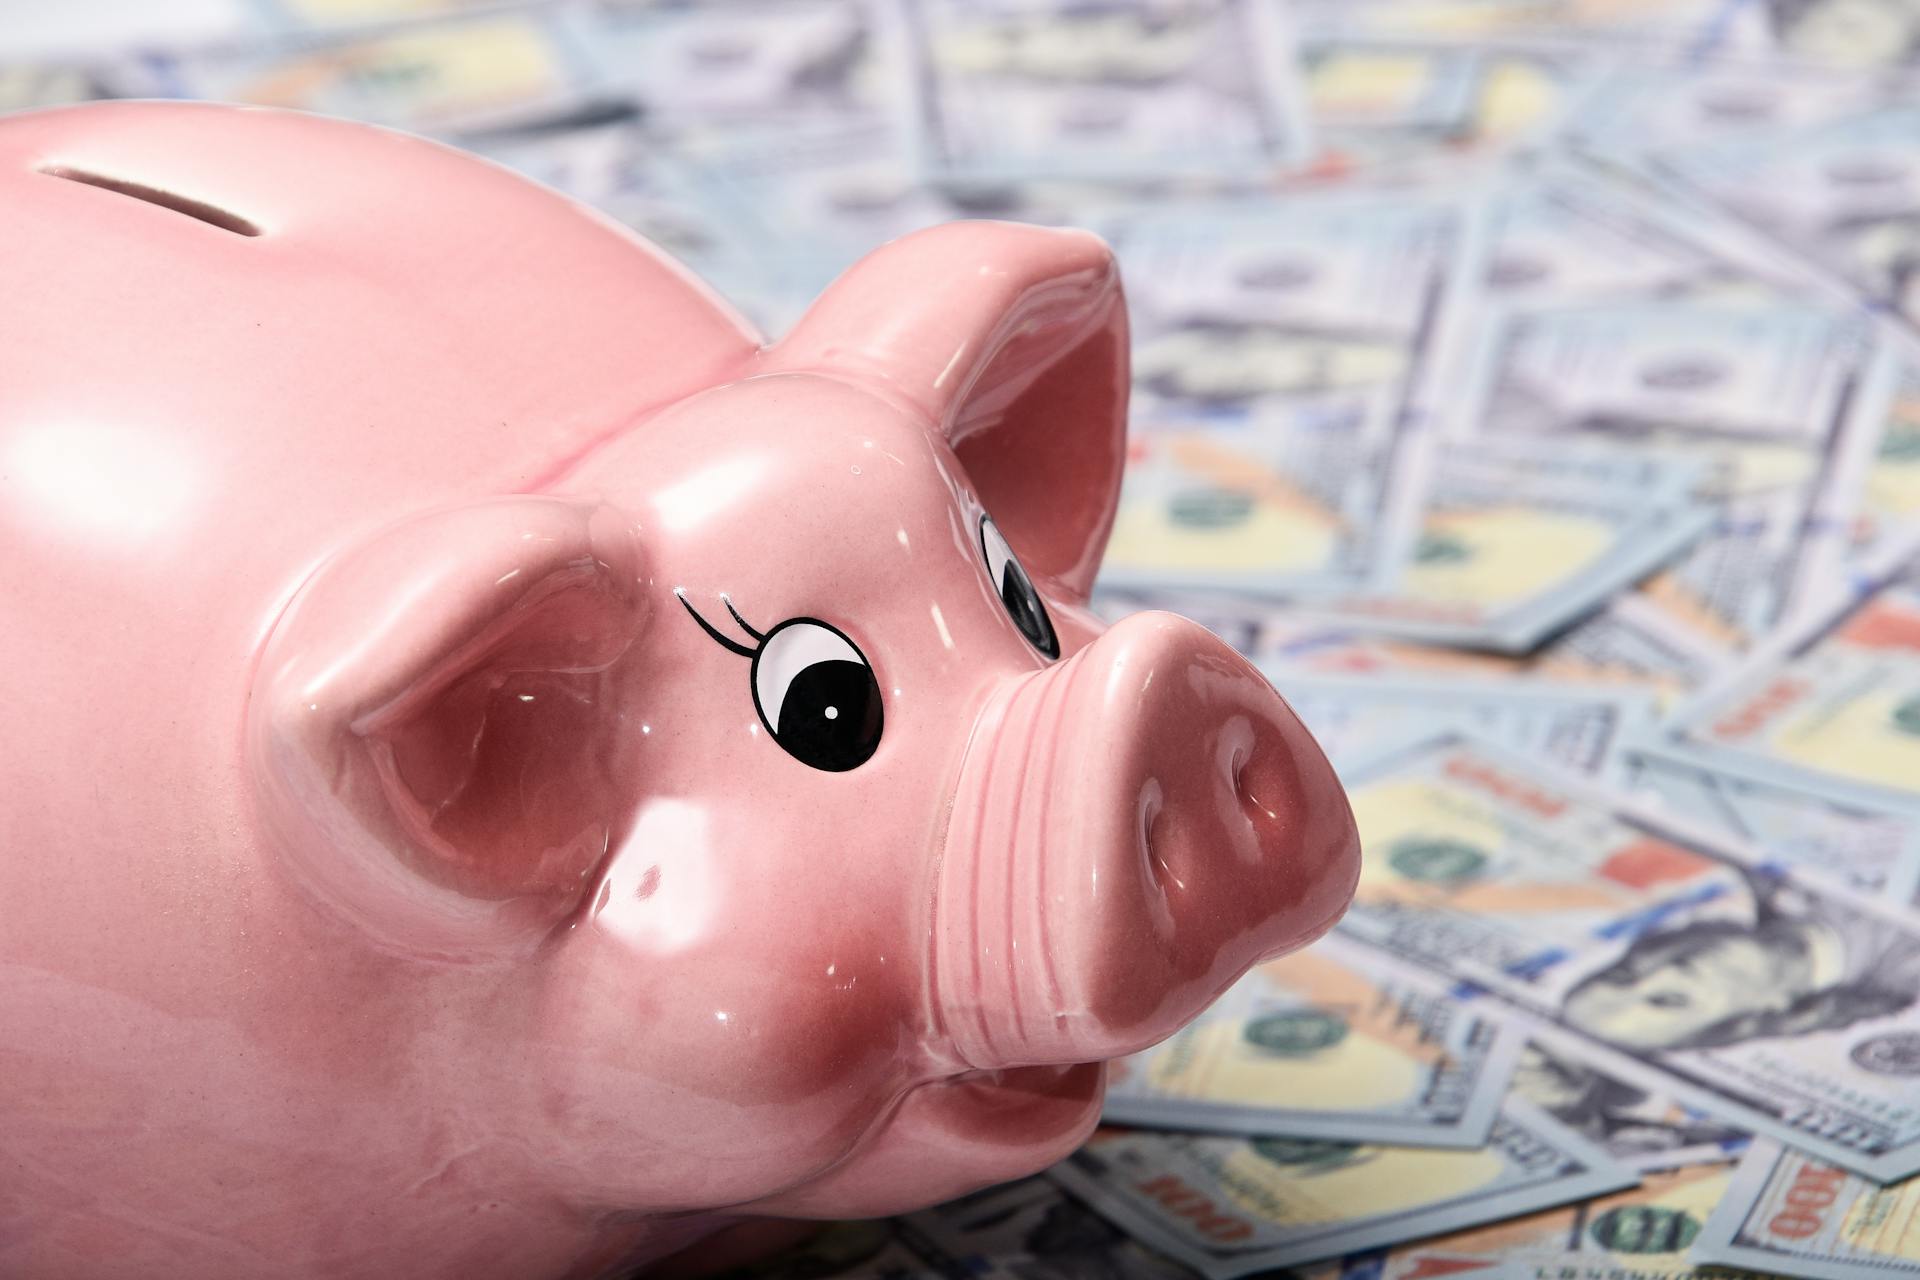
[
  {"left": 1372, "top": 1162, "right": 1737, "bottom": 1280},
  {"left": 1621, "top": 737, "right": 1920, "bottom": 902},
  {"left": 1694, "top": 1138, "right": 1920, "bottom": 1279},
  {"left": 1102, "top": 933, "right": 1525, "bottom": 1148},
  {"left": 1337, "top": 730, "right": 1920, "bottom": 1181},
  {"left": 1048, "top": 1102, "right": 1633, "bottom": 1279},
  {"left": 1668, "top": 557, "right": 1920, "bottom": 811}
]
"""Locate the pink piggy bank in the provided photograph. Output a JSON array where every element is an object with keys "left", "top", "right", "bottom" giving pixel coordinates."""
[{"left": 0, "top": 102, "right": 1359, "bottom": 1279}]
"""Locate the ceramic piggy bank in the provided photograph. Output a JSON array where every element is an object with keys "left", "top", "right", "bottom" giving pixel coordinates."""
[{"left": 0, "top": 101, "right": 1360, "bottom": 1280}]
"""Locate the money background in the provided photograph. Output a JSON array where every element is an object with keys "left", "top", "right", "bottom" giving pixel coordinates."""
[{"left": 24, "top": 0, "right": 1920, "bottom": 1276}]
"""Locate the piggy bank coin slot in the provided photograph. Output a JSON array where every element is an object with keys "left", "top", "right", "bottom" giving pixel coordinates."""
[{"left": 37, "top": 165, "right": 261, "bottom": 237}]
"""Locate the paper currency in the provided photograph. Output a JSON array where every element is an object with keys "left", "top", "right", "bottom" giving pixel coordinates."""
[
  {"left": 1695, "top": 1138, "right": 1920, "bottom": 1279},
  {"left": 1263, "top": 668, "right": 1653, "bottom": 776},
  {"left": 1339, "top": 730, "right": 1920, "bottom": 1180},
  {"left": 1621, "top": 737, "right": 1920, "bottom": 900},
  {"left": 1302, "top": 444, "right": 1715, "bottom": 651},
  {"left": 1103, "top": 935, "right": 1525, "bottom": 1148},
  {"left": 1100, "top": 407, "right": 1403, "bottom": 597},
  {"left": 903, "top": 1176, "right": 1198, "bottom": 1280},
  {"left": 1654, "top": 106, "right": 1920, "bottom": 331},
  {"left": 1300, "top": 37, "right": 1599, "bottom": 177},
  {"left": 1513, "top": 1033, "right": 1750, "bottom": 1171},
  {"left": 110, "top": 10, "right": 605, "bottom": 137},
  {"left": 1453, "top": 296, "right": 1879, "bottom": 649},
  {"left": 1049, "top": 1103, "right": 1634, "bottom": 1278},
  {"left": 1668, "top": 556, "right": 1920, "bottom": 809},
  {"left": 899, "top": 0, "right": 1309, "bottom": 183},
  {"left": 1526, "top": 596, "right": 1732, "bottom": 706},
  {"left": 1372, "top": 1162, "right": 1734, "bottom": 1279}
]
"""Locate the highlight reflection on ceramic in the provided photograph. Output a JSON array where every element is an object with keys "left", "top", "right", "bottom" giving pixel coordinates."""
[{"left": 0, "top": 100, "right": 1359, "bottom": 1280}]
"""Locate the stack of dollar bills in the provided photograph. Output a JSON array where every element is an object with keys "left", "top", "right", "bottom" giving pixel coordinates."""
[{"left": 30, "top": 0, "right": 1920, "bottom": 1275}]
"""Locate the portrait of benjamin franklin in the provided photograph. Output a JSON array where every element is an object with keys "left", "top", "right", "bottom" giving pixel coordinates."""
[{"left": 1560, "top": 866, "right": 1920, "bottom": 1053}]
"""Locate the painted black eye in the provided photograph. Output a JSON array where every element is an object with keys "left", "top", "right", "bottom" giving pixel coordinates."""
[
  {"left": 979, "top": 513, "right": 1058, "bottom": 659},
  {"left": 750, "top": 619, "right": 883, "bottom": 772}
]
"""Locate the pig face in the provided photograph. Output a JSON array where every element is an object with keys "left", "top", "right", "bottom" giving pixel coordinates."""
[{"left": 248, "top": 216, "right": 1359, "bottom": 1219}]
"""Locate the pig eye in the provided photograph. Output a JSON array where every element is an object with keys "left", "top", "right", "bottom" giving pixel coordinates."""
[
  {"left": 979, "top": 514, "right": 1059, "bottom": 659},
  {"left": 750, "top": 619, "right": 884, "bottom": 772}
]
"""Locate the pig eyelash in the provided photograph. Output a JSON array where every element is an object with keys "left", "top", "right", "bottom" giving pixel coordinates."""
[
  {"left": 721, "top": 594, "right": 766, "bottom": 644},
  {"left": 675, "top": 588, "right": 759, "bottom": 658},
  {"left": 674, "top": 589, "right": 886, "bottom": 772}
]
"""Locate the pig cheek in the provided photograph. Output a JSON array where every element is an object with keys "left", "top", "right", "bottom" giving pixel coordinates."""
[{"left": 545, "top": 930, "right": 921, "bottom": 1172}]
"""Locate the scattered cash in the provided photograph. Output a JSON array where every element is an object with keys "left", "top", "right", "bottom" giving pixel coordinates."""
[
  {"left": 1103, "top": 934, "right": 1526, "bottom": 1148},
  {"left": 33, "top": 2, "right": 1920, "bottom": 1277},
  {"left": 1049, "top": 1103, "right": 1633, "bottom": 1277},
  {"left": 1695, "top": 1138, "right": 1920, "bottom": 1280}
]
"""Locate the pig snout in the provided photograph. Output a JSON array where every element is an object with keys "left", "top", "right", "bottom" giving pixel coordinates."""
[{"left": 933, "top": 611, "right": 1360, "bottom": 1071}]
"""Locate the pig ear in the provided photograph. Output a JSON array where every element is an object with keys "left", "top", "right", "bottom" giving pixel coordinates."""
[
  {"left": 767, "top": 221, "right": 1128, "bottom": 602},
  {"left": 247, "top": 497, "right": 650, "bottom": 961}
]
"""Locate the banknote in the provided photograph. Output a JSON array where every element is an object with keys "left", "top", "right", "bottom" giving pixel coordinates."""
[
  {"left": 902, "top": 1176, "right": 1198, "bottom": 1280},
  {"left": 586, "top": 0, "right": 889, "bottom": 132},
  {"left": 1286, "top": 0, "right": 1733, "bottom": 43},
  {"left": 1458, "top": 297, "right": 1870, "bottom": 446},
  {"left": 1834, "top": 347, "right": 1920, "bottom": 587},
  {"left": 1667, "top": 555, "right": 1920, "bottom": 810},
  {"left": 1338, "top": 729, "right": 1920, "bottom": 1180},
  {"left": 1453, "top": 297, "right": 1880, "bottom": 648},
  {"left": 1527, "top": 596, "right": 1731, "bottom": 707},
  {"left": 1513, "top": 1032, "right": 1750, "bottom": 1172},
  {"left": 1369, "top": 1162, "right": 1735, "bottom": 1280},
  {"left": 1300, "top": 37, "right": 1479, "bottom": 135},
  {"left": 1239, "top": 592, "right": 1721, "bottom": 707},
  {"left": 1299, "top": 38, "right": 1598, "bottom": 178},
  {"left": 1302, "top": 446, "right": 1716, "bottom": 652},
  {"left": 671, "top": 120, "right": 956, "bottom": 322},
  {"left": 897, "top": 0, "right": 1310, "bottom": 183},
  {"left": 1048, "top": 1103, "right": 1635, "bottom": 1279},
  {"left": 1099, "top": 406, "right": 1404, "bottom": 598},
  {"left": 1473, "top": 168, "right": 1734, "bottom": 305},
  {"left": 1694, "top": 1138, "right": 1920, "bottom": 1279},
  {"left": 1260, "top": 668, "right": 1654, "bottom": 776},
  {"left": 704, "top": 1178, "right": 1195, "bottom": 1280},
  {"left": 0, "top": 65, "right": 103, "bottom": 113},
  {"left": 1107, "top": 193, "right": 1473, "bottom": 420},
  {"left": 1103, "top": 934, "right": 1525, "bottom": 1148},
  {"left": 1621, "top": 737, "right": 1920, "bottom": 901},
  {"left": 109, "top": 9, "right": 607, "bottom": 137},
  {"left": 1566, "top": 58, "right": 1894, "bottom": 167},
  {"left": 256, "top": 0, "right": 528, "bottom": 31},
  {"left": 1653, "top": 106, "right": 1920, "bottom": 330}
]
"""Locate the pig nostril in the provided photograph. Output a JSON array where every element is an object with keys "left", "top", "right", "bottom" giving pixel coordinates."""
[{"left": 1138, "top": 782, "right": 1182, "bottom": 895}]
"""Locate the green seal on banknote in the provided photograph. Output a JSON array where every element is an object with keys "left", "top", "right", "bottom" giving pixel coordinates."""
[
  {"left": 1168, "top": 488, "right": 1253, "bottom": 530},
  {"left": 1882, "top": 423, "right": 1920, "bottom": 460},
  {"left": 1412, "top": 531, "right": 1473, "bottom": 565},
  {"left": 1247, "top": 1137, "right": 1367, "bottom": 1172},
  {"left": 1891, "top": 696, "right": 1920, "bottom": 738},
  {"left": 1586, "top": 1204, "right": 1701, "bottom": 1253},
  {"left": 1387, "top": 837, "right": 1490, "bottom": 885},
  {"left": 1242, "top": 1009, "right": 1349, "bottom": 1056}
]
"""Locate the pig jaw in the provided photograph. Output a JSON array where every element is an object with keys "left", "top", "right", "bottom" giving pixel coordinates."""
[{"left": 933, "top": 610, "right": 1360, "bottom": 1071}]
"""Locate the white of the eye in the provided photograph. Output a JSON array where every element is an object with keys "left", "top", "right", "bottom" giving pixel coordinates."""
[
  {"left": 754, "top": 623, "right": 865, "bottom": 735},
  {"left": 981, "top": 515, "right": 1018, "bottom": 591}
]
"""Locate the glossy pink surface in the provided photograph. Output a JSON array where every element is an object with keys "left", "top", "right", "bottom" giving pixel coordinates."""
[{"left": 0, "top": 102, "right": 1360, "bottom": 1279}]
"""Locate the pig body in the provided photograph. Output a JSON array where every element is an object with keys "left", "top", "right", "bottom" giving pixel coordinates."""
[{"left": 0, "top": 103, "right": 1358, "bottom": 1280}]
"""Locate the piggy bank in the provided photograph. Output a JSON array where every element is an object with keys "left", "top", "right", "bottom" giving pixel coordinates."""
[{"left": 0, "top": 102, "right": 1359, "bottom": 1279}]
